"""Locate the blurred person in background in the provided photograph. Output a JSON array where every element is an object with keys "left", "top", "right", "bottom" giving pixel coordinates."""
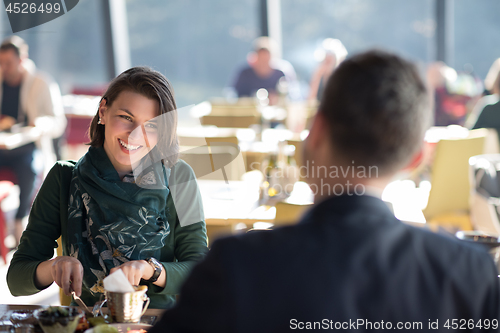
[
  {"left": 426, "top": 61, "right": 482, "bottom": 126},
  {"left": 468, "top": 59, "right": 500, "bottom": 142},
  {"left": 148, "top": 50, "right": 500, "bottom": 332},
  {"left": 0, "top": 36, "right": 66, "bottom": 246},
  {"left": 465, "top": 58, "right": 500, "bottom": 129},
  {"left": 308, "top": 38, "right": 347, "bottom": 101},
  {"left": 483, "top": 58, "right": 500, "bottom": 97},
  {"left": 230, "top": 36, "right": 299, "bottom": 104}
]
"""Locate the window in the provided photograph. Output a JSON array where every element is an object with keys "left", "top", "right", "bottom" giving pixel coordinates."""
[
  {"left": 126, "top": 0, "right": 259, "bottom": 114},
  {"left": 0, "top": 0, "right": 108, "bottom": 95},
  {"left": 281, "top": 0, "right": 435, "bottom": 96},
  {"left": 454, "top": 0, "right": 500, "bottom": 81}
]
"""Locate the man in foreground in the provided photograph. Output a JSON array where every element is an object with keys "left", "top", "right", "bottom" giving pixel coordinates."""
[{"left": 149, "top": 50, "right": 500, "bottom": 332}]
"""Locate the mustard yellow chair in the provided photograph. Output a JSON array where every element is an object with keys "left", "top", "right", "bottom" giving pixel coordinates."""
[
  {"left": 273, "top": 202, "right": 313, "bottom": 227},
  {"left": 423, "top": 129, "right": 488, "bottom": 231},
  {"left": 206, "top": 223, "right": 235, "bottom": 247},
  {"left": 56, "top": 237, "right": 72, "bottom": 306}
]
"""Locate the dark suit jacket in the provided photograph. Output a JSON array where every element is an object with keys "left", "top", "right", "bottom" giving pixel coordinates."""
[{"left": 149, "top": 195, "right": 500, "bottom": 332}]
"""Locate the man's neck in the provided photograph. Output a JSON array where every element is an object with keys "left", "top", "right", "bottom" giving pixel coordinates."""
[{"left": 310, "top": 175, "right": 390, "bottom": 204}]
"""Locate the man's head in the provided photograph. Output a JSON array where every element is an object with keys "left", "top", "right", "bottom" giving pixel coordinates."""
[
  {"left": 307, "top": 50, "right": 430, "bottom": 180},
  {"left": 251, "top": 37, "right": 277, "bottom": 66},
  {"left": 0, "top": 36, "right": 28, "bottom": 86}
]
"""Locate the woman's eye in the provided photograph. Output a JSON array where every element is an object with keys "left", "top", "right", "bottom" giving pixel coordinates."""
[
  {"left": 145, "top": 123, "right": 158, "bottom": 130},
  {"left": 120, "top": 115, "right": 132, "bottom": 121}
]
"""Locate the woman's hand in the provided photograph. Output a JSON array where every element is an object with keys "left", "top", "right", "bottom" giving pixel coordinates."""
[
  {"left": 35, "top": 256, "right": 84, "bottom": 297},
  {"left": 51, "top": 256, "right": 84, "bottom": 296},
  {"left": 110, "top": 260, "right": 153, "bottom": 287}
]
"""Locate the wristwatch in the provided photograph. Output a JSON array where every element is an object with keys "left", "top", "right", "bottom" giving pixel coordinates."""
[{"left": 145, "top": 257, "right": 162, "bottom": 283}]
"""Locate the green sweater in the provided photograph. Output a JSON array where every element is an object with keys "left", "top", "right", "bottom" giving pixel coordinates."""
[{"left": 7, "top": 159, "right": 208, "bottom": 309}]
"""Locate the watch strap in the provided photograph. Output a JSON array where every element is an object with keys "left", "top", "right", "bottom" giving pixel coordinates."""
[{"left": 146, "top": 257, "right": 162, "bottom": 283}]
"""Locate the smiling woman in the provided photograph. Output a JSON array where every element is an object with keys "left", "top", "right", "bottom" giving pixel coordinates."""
[{"left": 7, "top": 67, "right": 209, "bottom": 310}]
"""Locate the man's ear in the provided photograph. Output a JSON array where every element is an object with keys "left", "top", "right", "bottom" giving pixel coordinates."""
[
  {"left": 402, "top": 146, "right": 425, "bottom": 171},
  {"left": 307, "top": 111, "right": 328, "bottom": 149}
]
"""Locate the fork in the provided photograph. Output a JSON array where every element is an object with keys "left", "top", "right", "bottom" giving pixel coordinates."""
[{"left": 71, "top": 291, "right": 93, "bottom": 316}]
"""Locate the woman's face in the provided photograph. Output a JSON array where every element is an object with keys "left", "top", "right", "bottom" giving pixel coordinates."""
[{"left": 99, "top": 90, "right": 160, "bottom": 177}]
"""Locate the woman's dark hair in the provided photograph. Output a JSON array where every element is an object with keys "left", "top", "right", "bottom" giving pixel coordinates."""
[{"left": 88, "top": 66, "right": 179, "bottom": 167}]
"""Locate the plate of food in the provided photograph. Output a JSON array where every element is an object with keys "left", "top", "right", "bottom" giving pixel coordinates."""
[
  {"left": 34, "top": 306, "right": 85, "bottom": 333},
  {"left": 84, "top": 323, "right": 152, "bottom": 333}
]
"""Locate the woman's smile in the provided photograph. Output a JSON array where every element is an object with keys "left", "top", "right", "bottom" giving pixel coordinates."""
[{"left": 118, "top": 138, "right": 143, "bottom": 152}]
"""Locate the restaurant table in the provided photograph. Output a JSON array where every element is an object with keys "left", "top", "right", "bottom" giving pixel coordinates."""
[
  {"left": 198, "top": 179, "right": 276, "bottom": 242},
  {"left": 0, "top": 127, "right": 41, "bottom": 150}
]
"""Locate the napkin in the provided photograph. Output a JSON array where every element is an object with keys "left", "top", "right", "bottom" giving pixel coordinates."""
[{"left": 103, "top": 269, "right": 136, "bottom": 293}]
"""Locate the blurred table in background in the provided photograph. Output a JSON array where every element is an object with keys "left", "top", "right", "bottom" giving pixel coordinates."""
[
  {"left": 198, "top": 177, "right": 315, "bottom": 244},
  {"left": 0, "top": 127, "right": 41, "bottom": 150},
  {"left": 178, "top": 125, "right": 306, "bottom": 179},
  {"left": 191, "top": 98, "right": 317, "bottom": 132},
  {"left": 198, "top": 179, "right": 274, "bottom": 243}
]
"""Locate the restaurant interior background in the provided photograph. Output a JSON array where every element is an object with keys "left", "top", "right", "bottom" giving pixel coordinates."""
[
  {"left": 1, "top": 0, "right": 500, "bottom": 111},
  {"left": 1, "top": 0, "right": 500, "bottom": 305}
]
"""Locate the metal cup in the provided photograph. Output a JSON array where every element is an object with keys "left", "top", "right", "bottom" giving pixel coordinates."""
[{"left": 103, "top": 285, "right": 150, "bottom": 323}]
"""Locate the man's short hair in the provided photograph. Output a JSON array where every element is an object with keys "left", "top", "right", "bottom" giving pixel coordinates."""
[
  {"left": 0, "top": 36, "right": 28, "bottom": 58},
  {"left": 319, "top": 50, "right": 430, "bottom": 176},
  {"left": 252, "top": 36, "right": 277, "bottom": 54}
]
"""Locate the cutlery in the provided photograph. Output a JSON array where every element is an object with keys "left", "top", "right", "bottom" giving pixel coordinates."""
[{"left": 71, "top": 291, "right": 93, "bottom": 316}]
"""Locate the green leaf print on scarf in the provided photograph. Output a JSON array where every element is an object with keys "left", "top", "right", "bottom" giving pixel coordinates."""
[{"left": 67, "top": 146, "right": 170, "bottom": 296}]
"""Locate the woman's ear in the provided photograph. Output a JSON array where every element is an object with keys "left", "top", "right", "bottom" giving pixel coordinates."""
[{"left": 98, "top": 98, "right": 107, "bottom": 124}]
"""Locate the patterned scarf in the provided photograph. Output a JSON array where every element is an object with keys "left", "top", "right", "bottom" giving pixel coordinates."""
[{"left": 67, "top": 146, "right": 170, "bottom": 296}]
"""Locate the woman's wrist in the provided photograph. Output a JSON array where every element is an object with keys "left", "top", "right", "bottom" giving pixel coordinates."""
[
  {"left": 142, "top": 259, "right": 155, "bottom": 281},
  {"left": 34, "top": 259, "right": 56, "bottom": 290},
  {"left": 142, "top": 259, "right": 166, "bottom": 289}
]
